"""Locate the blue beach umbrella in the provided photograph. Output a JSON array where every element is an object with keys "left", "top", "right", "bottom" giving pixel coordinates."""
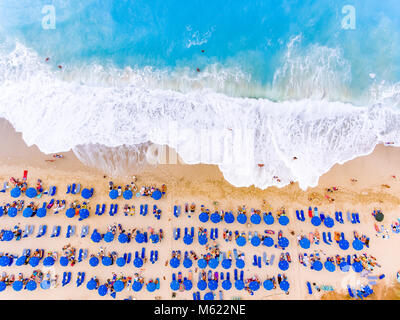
[
  {"left": 197, "top": 280, "right": 207, "bottom": 291},
  {"left": 170, "top": 257, "right": 180, "bottom": 268},
  {"left": 340, "top": 262, "right": 350, "bottom": 272},
  {"left": 150, "top": 234, "right": 159, "bottom": 243},
  {"left": 26, "top": 188, "right": 37, "bottom": 198},
  {"left": 250, "top": 214, "right": 261, "bottom": 224},
  {"left": 134, "top": 257, "right": 143, "bottom": 268},
  {"left": 132, "top": 281, "right": 142, "bottom": 292},
  {"left": 224, "top": 212, "right": 235, "bottom": 224},
  {"left": 0, "top": 256, "right": 10, "bottom": 267},
  {"left": 222, "top": 259, "right": 232, "bottom": 269},
  {"left": 198, "top": 234, "right": 207, "bottom": 245},
  {"left": 300, "top": 238, "right": 310, "bottom": 249},
  {"left": 116, "top": 257, "right": 126, "bottom": 267},
  {"left": 235, "top": 280, "right": 244, "bottom": 290},
  {"left": 278, "top": 260, "right": 289, "bottom": 271},
  {"left": 263, "top": 280, "right": 274, "bottom": 291},
  {"left": 0, "top": 207, "right": 3, "bottom": 217},
  {"left": 204, "top": 292, "right": 214, "bottom": 300},
  {"left": 123, "top": 190, "right": 133, "bottom": 200},
  {"left": 29, "top": 256, "right": 40, "bottom": 267},
  {"left": 12, "top": 281, "right": 23, "bottom": 291},
  {"left": 3, "top": 231, "right": 14, "bottom": 241},
  {"left": 60, "top": 256, "right": 69, "bottom": 267},
  {"left": 109, "top": 189, "right": 118, "bottom": 199},
  {"left": 89, "top": 256, "right": 99, "bottom": 267},
  {"left": 104, "top": 232, "right": 114, "bottom": 243},
  {"left": 113, "top": 280, "right": 125, "bottom": 292},
  {"left": 251, "top": 236, "right": 261, "bottom": 247},
  {"left": 311, "top": 216, "right": 321, "bottom": 226},
  {"left": 10, "top": 187, "right": 21, "bottom": 198},
  {"left": 79, "top": 208, "right": 89, "bottom": 220},
  {"left": 236, "top": 259, "right": 245, "bottom": 269},
  {"left": 183, "top": 258, "right": 192, "bottom": 268},
  {"left": 352, "top": 261, "right": 363, "bottom": 273},
  {"left": 278, "top": 237, "right": 289, "bottom": 248},
  {"left": 249, "top": 281, "right": 260, "bottom": 291},
  {"left": 199, "top": 212, "right": 209, "bottom": 223},
  {"left": 312, "top": 260, "right": 323, "bottom": 271},
  {"left": 210, "top": 213, "right": 221, "bottom": 224},
  {"left": 339, "top": 239, "right": 349, "bottom": 250},
  {"left": 43, "top": 256, "right": 55, "bottom": 267},
  {"left": 352, "top": 239, "right": 364, "bottom": 251},
  {"left": 36, "top": 207, "right": 46, "bottom": 218},
  {"left": 183, "top": 234, "right": 193, "bottom": 245},
  {"left": 222, "top": 280, "right": 232, "bottom": 290},
  {"left": 91, "top": 230, "right": 102, "bottom": 243},
  {"left": 135, "top": 233, "right": 145, "bottom": 244},
  {"left": 279, "top": 216, "right": 289, "bottom": 226},
  {"left": 208, "top": 258, "right": 219, "bottom": 269},
  {"left": 119, "top": 233, "right": 129, "bottom": 244},
  {"left": 197, "top": 259, "right": 207, "bottom": 269},
  {"left": 87, "top": 279, "right": 97, "bottom": 290},
  {"left": 237, "top": 213, "right": 247, "bottom": 224},
  {"left": 40, "top": 280, "right": 51, "bottom": 290},
  {"left": 208, "top": 280, "right": 218, "bottom": 291},
  {"left": 66, "top": 208, "right": 76, "bottom": 218},
  {"left": 324, "top": 261, "right": 336, "bottom": 272},
  {"left": 324, "top": 217, "right": 334, "bottom": 228},
  {"left": 16, "top": 256, "right": 26, "bottom": 266},
  {"left": 263, "top": 237, "right": 274, "bottom": 247},
  {"left": 236, "top": 236, "right": 246, "bottom": 247},
  {"left": 264, "top": 214, "right": 274, "bottom": 225},
  {"left": 170, "top": 280, "right": 180, "bottom": 291},
  {"left": 26, "top": 281, "right": 37, "bottom": 291},
  {"left": 98, "top": 285, "right": 108, "bottom": 296},
  {"left": 151, "top": 190, "right": 162, "bottom": 200},
  {"left": 81, "top": 188, "right": 93, "bottom": 199},
  {"left": 279, "top": 280, "right": 290, "bottom": 292},
  {"left": 7, "top": 207, "right": 17, "bottom": 217},
  {"left": 146, "top": 282, "right": 156, "bottom": 292},
  {"left": 23, "top": 207, "right": 33, "bottom": 218},
  {"left": 102, "top": 256, "right": 112, "bottom": 266}
]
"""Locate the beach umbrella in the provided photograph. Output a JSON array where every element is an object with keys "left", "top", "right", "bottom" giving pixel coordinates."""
[
  {"left": 183, "top": 258, "right": 192, "bottom": 269},
  {"left": 81, "top": 188, "right": 93, "bottom": 199},
  {"left": 263, "top": 280, "right": 274, "bottom": 291},
  {"left": 279, "top": 216, "right": 289, "bottom": 226},
  {"left": 150, "top": 234, "right": 159, "bottom": 243},
  {"left": 86, "top": 279, "right": 97, "bottom": 290},
  {"left": 60, "top": 256, "right": 69, "bottom": 267},
  {"left": 133, "top": 257, "right": 143, "bottom": 268},
  {"left": 0, "top": 207, "right": 3, "bottom": 217},
  {"left": 3, "top": 230, "right": 14, "bottom": 241},
  {"left": 324, "top": 217, "right": 334, "bottom": 228},
  {"left": 183, "top": 234, "right": 193, "bottom": 245},
  {"left": 79, "top": 208, "right": 89, "bottom": 220},
  {"left": 312, "top": 260, "right": 323, "bottom": 271},
  {"left": 279, "top": 280, "right": 290, "bottom": 292},
  {"left": 339, "top": 239, "right": 349, "bottom": 250},
  {"left": 199, "top": 212, "right": 209, "bottom": 223},
  {"left": 26, "top": 188, "right": 37, "bottom": 198},
  {"left": 29, "top": 256, "right": 40, "bottom": 267},
  {"left": 91, "top": 230, "right": 102, "bottom": 243},
  {"left": 116, "top": 257, "right": 126, "bottom": 267},
  {"left": 375, "top": 212, "right": 384, "bottom": 222},
  {"left": 26, "top": 281, "right": 37, "bottom": 291},
  {"left": 250, "top": 214, "right": 261, "bottom": 224},
  {"left": 222, "top": 280, "right": 232, "bottom": 290},
  {"left": 210, "top": 213, "right": 221, "bottom": 224},
  {"left": 170, "top": 280, "right": 180, "bottom": 291},
  {"left": 251, "top": 236, "right": 261, "bottom": 247},
  {"left": 208, "top": 280, "right": 218, "bottom": 291},
  {"left": 135, "top": 233, "right": 145, "bottom": 244},
  {"left": 311, "top": 216, "right": 321, "bottom": 226},
  {"left": 224, "top": 212, "right": 235, "bottom": 224},
  {"left": 264, "top": 214, "right": 274, "bottom": 225},
  {"left": 197, "top": 259, "right": 207, "bottom": 269},
  {"left": 16, "top": 256, "right": 26, "bottom": 266},
  {"left": 22, "top": 207, "right": 33, "bottom": 218},
  {"left": 170, "top": 257, "right": 180, "bottom": 268},
  {"left": 352, "top": 261, "right": 363, "bottom": 273},
  {"left": 263, "top": 237, "right": 274, "bottom": 247},
  {"left": 118, "top": 233, "right": 129, "bottom": 244},
  {"left": 113, "top": 280, "right": 125, "bottom": 292},
  {"left": 102, "top": 256, "right": 112, "bottom": 266},
  {"left": 278, "top": 260, "right": 289, "bottom": 271},
  {"left": 198, "top": 234, "right": 207, "bottom": 245},
  {"left": 36, "top": 207, "right": 46, "bottom": 218},
  {"left": 109, "top": 189, "right": 118, "bottom": 199},
  {"left": 98, "top": 285, "right": 108, "bottom": 296},
  {"left": 104, "top": 232, "right": 114, "bottom": 243},
  {"left": 324, "top": 261, "right": 336, "bottom": 272},
  {"left": 222, "top": 259, "right": 232, "bottom": 269},
  {"left": 0, "top": 256, "right": 10, "bottom": 267},
  {"left": 340, "top": 262, "right": 350, "bottom": 272},
  {"left": 237, "top": 213, "right": 247, "bottom": 224},
  {"left": 204, "top": 292, "right": 214, "bottom": 300},
  {"left": 197, "top": 280, "right": 207, "bottom": 291},
  {"left": 352, "top": 239, "right": 364, "bottom": 251},
  {"left": 249, "top": 281, "right": 260, "bottom": 291},
  {"left": 10, "top": 187, "right": 21, "bottom": 198},
  {"left": 151, "top": 190, "right": 162, "bottom": 200},
  {"left": 235, "top": 280, "right": 244, "bottom": 290},
  {"left": 236, "top": 236, "right": 246, "bottom": 247},
  {"left": 89, "top": 256, "right": 99, "bottom": 267},
  {"left": 236, "top": 259, "right": 245, "bottom": 269},
  {"left": 7, "top": 207, "right": 17, "bottom": 217},
  {"left": 43, "top": 256, "right": 55, "bottom": 267},
  {"left": 208, "top": 258, "right": 219, "bottom": 269},
  {"left": 12, "top": 281, "right": 23, "bottom": 291},
  {"left": 278, "top": 237, "right": 289, "bottom": 248},
  {"left": 40, "top": 280, "right": 51, "bottom": 290},
  {"left": 66, "top": 208, "right": 76, "bottom": 218},
  {"left": 146, "top": 282, "right": 156, "bottom": 292},
  {"left": 299, "top": 238, "right": 310, "bottom": 249},
  {"left": 132, "top": 281, "right": 143, "bottom": 292},
  {"left": 122, "top": 190, "right": 133, "bottom": 200},
  {"left": 0, "top": 281, "right": 7, "bottom": 292}
]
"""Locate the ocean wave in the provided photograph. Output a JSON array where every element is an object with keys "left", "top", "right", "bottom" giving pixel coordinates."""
[{"left": 1, "top": 43, "right": 400, "bottom": 190}]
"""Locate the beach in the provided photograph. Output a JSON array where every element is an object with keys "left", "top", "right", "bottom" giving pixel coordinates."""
[{"left": 0, "top": 118, "right": 400, "bottom": 300}]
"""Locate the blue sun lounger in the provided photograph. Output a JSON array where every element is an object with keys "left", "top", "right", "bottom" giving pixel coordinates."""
[
  {"left": 36, "top": 225, "right": 47, "bottom": 238},
  {"left": 174, "top": 205, "right": 181, "bottom": 217},
  {"left": 322, "top": 232, "right": 330, "bottom": 245},
  {"left": 347, "top": 285, "right": 354, "bottom": 298},
  {"left": 257, "top": 256, "right": 261, "bottom": 268},
  {"left": 347, "top": 211, "right": 352, "bottom": 222},
  {"left": 307, "top": 281, "right": 313, "bottom": 294},
  {"left": 296, "top": 210, "right": 301, "bottom": 221},
  {"left": 62, "top": 272, "right": 71, "bottom": 287},
  {"left": 355, "top": 213, "right": 360, "bottom": 223},
  {"left": 50, "top": 226, "right": 61, "bottom": 238},
  {"left": 270, "top": 254, "right": 275, "bottom": 266},
  {"left": 66, "top": 185, "right": 71, "bottom": 194},
  {"left": 81, "top": 225, "right": 89, "bottom": 238},
  {"left": 252, "top": 255, "right": 257, "bottom": 266},
  {"left": 320, "top": 212, "right": 325, "bottom": 221}
]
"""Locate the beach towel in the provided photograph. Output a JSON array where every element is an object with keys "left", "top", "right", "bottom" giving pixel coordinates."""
[{"left": 270, "top": 254, "right": 275, "bottom": 266}]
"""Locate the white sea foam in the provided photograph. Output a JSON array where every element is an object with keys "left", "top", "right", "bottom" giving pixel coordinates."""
[{"left": 1, "top": 43, "right": 400, "bottom": 190}]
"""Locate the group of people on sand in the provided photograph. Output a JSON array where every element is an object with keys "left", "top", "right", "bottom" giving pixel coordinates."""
[
  {"left": 0, "top": 270, "right": 58, "bottom": 287},
  {"left": 62, "top": 244, "right": 77, "bottom": 266}
]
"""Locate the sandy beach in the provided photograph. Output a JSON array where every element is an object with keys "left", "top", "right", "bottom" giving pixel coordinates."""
[{"left": 0, "top": 118, "right": 400, "bottom": 300}]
